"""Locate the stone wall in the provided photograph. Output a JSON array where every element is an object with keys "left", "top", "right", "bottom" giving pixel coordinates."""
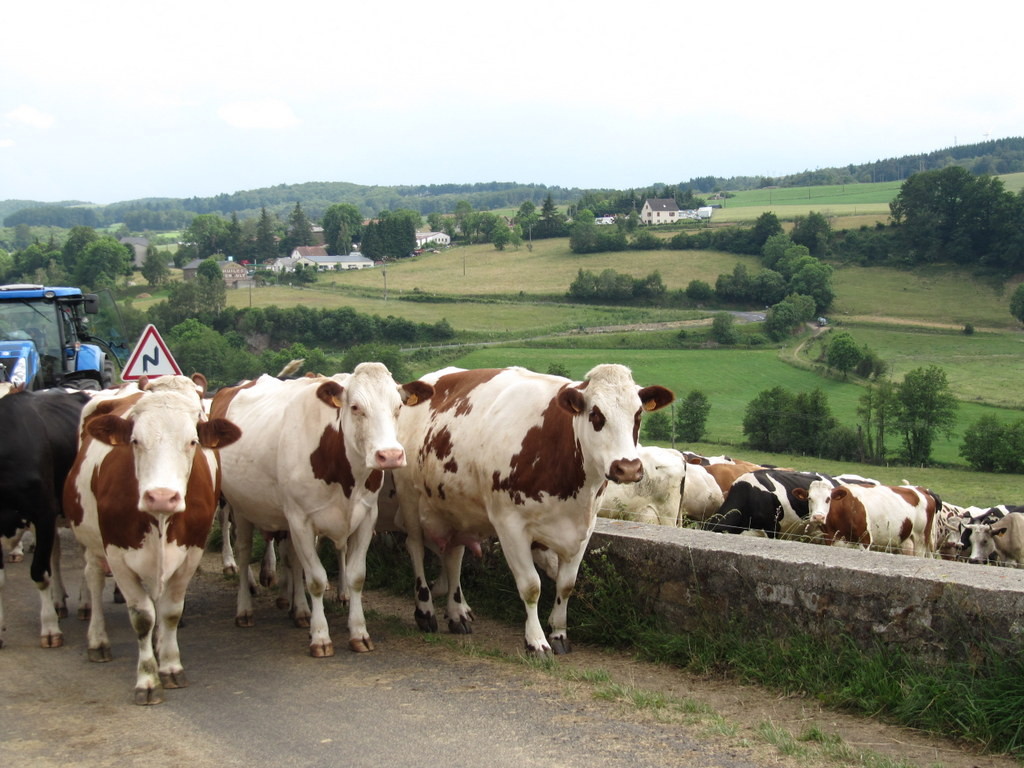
[{"left": 588, "top": 518, "right": 1024, "bottom": 662}]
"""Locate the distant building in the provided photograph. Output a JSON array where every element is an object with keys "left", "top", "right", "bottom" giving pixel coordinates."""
[
  {"left": 639, "top": 198, "right": 680, "bottom": 225},
  {"left": 415, "top": 231, "right": 451, "bottom": 247},
  {"left": 119, "top": 236, "right": 150, "bottom": 268},
  {"left": 182, "top": 258, "right": 250, "bottom": 288}
]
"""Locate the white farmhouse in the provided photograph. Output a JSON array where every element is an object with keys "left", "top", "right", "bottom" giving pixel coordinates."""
[{"left": 639, "top": 198, "right": 681, "bottom": 225}]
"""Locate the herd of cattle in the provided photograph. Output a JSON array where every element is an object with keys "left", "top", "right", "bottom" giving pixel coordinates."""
[
  {"left": 598, "top": 444, "right": 1024, "bottom": 564},
  {"left": 1, "top": 363, "right": 1021, "bottom": 706}
]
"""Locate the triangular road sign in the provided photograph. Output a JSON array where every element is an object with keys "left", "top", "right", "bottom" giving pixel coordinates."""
[{"left": 121, "top": 324, "right": 183, "bottom": 381}]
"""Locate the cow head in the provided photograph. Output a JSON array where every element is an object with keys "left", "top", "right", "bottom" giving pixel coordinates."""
[
  {"left": 317, "top": 362, "right": 434, "bottom": 471},
  {"left": 86, "top": 381, "right": 242, "bottom": 516},
  {"left": 793, "top": 479, "right": 838, "bottom": 528},
  {"left": 965, "top": 522, "right": 999, "bottom": 564},
  {"left": 556, "top": 364, "right": 673, "bottom": 485}
]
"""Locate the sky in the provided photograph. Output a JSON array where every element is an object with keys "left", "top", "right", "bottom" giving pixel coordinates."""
[{"left": 2, "top": 0, "right": 1020, "bottom": 206}]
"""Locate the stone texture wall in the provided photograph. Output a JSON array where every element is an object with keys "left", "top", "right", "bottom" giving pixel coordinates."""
[{"left": 588, "top": 519, "right": 1024, "bottom": 663}]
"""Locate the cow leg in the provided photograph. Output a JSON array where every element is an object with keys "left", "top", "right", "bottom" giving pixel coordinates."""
[
  {"left": 492, "top": 525, "right": 549, "bottom": 655},
  {"left": 277, "top": 536, "right": 311, "bottom": 623},
  {"left": 116, "top": 572, "right": 163, "bottom": 706},
  {"left": 30, "top": 518, "right": 62, "bottom": 649},
  {"left": 332, "top": 537, "right": 350, "bottom": 606},
  {"left": 4, "top": 528, "right": 28, "bottom": 562},
  {"left": 233, "top": 514, "right": 256, "bottom": 628},
  {"left": 403, "top": 521, "right": 438, "bottom": 633},
  {"left": 154, "top": 549, "right": 203, "bottom": 691},
  {"left": 343, "top": 511, "right": 376, "bottom": 653},
  {"left": 0, "top": 551, "right": 6, "bottom": 648},
  {"left": 219, "top": 503, "right": 238, "bottom": 576},
  {"left": 284, "top": 525, "right": 333, "bottom": 657},
  {"left": 50, "top": 529, "right": 68, "bottom": 619},
  {"left": 81, "top": 551, "right": 111, "bottom": 661},
  {"left": 546, "top": 543, "right": 590, "bottom": 656},
  {"left": 440, "top": 545, "right": 474, "bottom": 634}
]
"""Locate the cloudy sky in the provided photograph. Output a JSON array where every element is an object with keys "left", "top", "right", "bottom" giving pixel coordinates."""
[{"left": 1, "top": 1, "right": 1019, "bottom": 205}]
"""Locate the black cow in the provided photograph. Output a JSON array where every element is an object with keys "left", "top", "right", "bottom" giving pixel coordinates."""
[
  {"left": 703, "top": 469, "right": 877, "bottom": 539},
  {"left": 0, "top": 387, "right": 92, "bottom": 649}
]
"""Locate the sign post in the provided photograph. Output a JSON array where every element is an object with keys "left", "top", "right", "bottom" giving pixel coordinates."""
[{"left": 120, "top": 324, "right": 183, "bottom": 381}]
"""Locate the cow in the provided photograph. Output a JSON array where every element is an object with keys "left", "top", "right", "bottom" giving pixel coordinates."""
[
  {"left": 704, "top": 469, "right": 838, "bottom": 539},
  {"left": 797, "top": 480, "right": 938, "bottom": 556},
  {"left": 968, "top": 512, "right": 1024, "bottom": 567},
  {"left": 0, "top": 387, "right": 92, "bottom": 649},
  {"left": 63, "top": 375, "right": 241, "bottom": 704},
  {"left": 391, "top": 364, "right": 674, "bottom": 655},
  {"left": 963, "top": 505, "right": 1024, "bottom": 564},
  {"left": 208, "top": 363, "right": 434, "bottom": 658},
  {"left": 598, "top": 445, "right": 686, "bottom": 526}
]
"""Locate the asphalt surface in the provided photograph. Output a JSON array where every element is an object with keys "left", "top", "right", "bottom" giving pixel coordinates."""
[{"left": 1, "top": 529, "right": 772, "bottom": 768}]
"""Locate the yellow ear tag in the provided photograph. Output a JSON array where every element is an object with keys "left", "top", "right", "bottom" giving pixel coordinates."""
[
  {"left": 406, "top": 394, "right": 419, "bottom": 406},
  {"left": 643, "top": 400, "right": 657, "bottom": 412}
]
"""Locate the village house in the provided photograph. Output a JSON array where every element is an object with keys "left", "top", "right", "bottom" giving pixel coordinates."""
[
  {"left": 639, "top": 198, "right": 681, "bottom": 225},
  {"left": 182, "top": 258, "right": 251, "bottom": 288}
]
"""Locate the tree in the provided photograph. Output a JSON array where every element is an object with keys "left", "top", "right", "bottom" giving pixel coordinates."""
[
  {"left": 960, "top": 416, "right": 1024, "bottom": 473},
  {"left": 323, "top": 203, "right": 362, "bottom": 255},
  {"left": 255, "top": 207, "right": 278, "bottom": 264},
  {"left": 642, "top": 409, "right": 672, "bottom": 442},
  {"left": 790, "top": 211, "right": 832, "bottom": 256},
  {"left": 894, "top": 365, "right": 959, "bottom": 465},
  {"left": 743, "top": 386, "right": 795, "bottom": 452},
  {"left": 183, "top": 214, "right": 230, "bottom": 259},
  {"left": 825, "top": 331, "right": 863, "bottom": 377},
  {"left": 685, "top": 279, "right": 714, "bottom": 303},
  {"left": 788, "top": 259, "right": 835, "bottom": 313},
  {"left": 73, "top": 237, "right": 131, "bottom": 289},
  {"left": 282, "top": 202, "right": 314, "bottom": 255},
  {"left": 675, "top": 390, "right": 710, "bottom": 442},
  {"left": 1010, "top": 283, "right": 1024, "bottom": 324},
  {"left": 857, "top": 380, "right": 899, "bottom": 464},
  {"left": 709, "top": 312, "right": 738, "bottom": 344},
  {"left": 141, "top": 248, "right": 171, "bottom": 287},
  {"left": 751, "top": 211, "right": 783, "bottom": 251}
]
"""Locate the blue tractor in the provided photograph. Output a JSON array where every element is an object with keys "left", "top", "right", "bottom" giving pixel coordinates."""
[{"left": 0, "top": 284, "right": 127, "bottom": 391}]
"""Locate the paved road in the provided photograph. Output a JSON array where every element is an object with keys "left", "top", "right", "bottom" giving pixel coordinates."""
[{"left": 1, "top": 530, "right": 771, "bottom": 768}]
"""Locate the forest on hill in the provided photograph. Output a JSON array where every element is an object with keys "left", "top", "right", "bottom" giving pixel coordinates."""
[{"left": 3, "top": 137, "right": 1024, "bottom": 230}]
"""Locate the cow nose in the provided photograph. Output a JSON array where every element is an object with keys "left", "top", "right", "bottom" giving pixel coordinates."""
[
  {"left": 143, "top": 488, "right": 183, "bottom": 514},
  {"left": 375, "top": 448, "right": 407, "bottom": 470},
  {"left": 607, "top": 458, "right": 643, "bottom": 484}
]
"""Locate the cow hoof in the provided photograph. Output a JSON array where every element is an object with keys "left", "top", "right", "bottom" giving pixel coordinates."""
[
  {"left": 77, "top": 606, "right": 91, "bottom": 621},
  {"left": 275, "top": 597, "right": 291, "bottom": 610},
  {"left": 260, "top": 574, "right": 278, "bottom": 589},
  {"left": 8, "top": 553, "right": 23, "bottom": 563},
  {"left": 549, "top": 636, "right": 572, "bottom": 655},
  {"left": 448, "top": 617, "right": 473, "bottom": 635},
  {"left": 88, "top": 645, "right": 113, "bottom": 662},
  {"left": 235, "top": 614, "right": 255, "bottom": 628},
  {"left": 160, "top": 670, "right": 188, "bottom": 689},
  {"left": 414, "top": 609, "right": 438, "bottom": 633},
  {"left": 310, "top": 641, "right": 335, "bottom": 658},
  {"left": 223, "top": 565, "right": 238, "bottom": 576},
  {"left": 40, "top": 633, "right": 64, "bottom": 649},
  {"left": 349, "top": 637, "right": 375, "bottom": 653},
  {"left": 292, "top": 615, "right": 311, "bottom": 629},
  {"left": 524, "top": 640, "right": 553, "bottom": 658},
  {"left": 56, "top": 604, "right": 69, "bottom": 619},
  {"left": 134, "top": 686, "right": 164, "bottom": 706}
]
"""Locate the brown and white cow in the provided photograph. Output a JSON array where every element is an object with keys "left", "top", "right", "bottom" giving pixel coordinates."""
[
  {"left": 63, "top": 375, "right": 241, "bottom": 705},
  {"left": 208, "top": 363, "right": 433, "bottom": 658},
  {"left": 797, "top": 479, "right": 938, "bottom": 556},
  {"left": 391, "top": 364, "right": 673, "bottom": 655}
]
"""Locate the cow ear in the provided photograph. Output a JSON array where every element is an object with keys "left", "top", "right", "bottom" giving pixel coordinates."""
[
  {"left": 638, "top": 385, "right": 674, "bottom": 412},
  {"left": 832, "top": 487, "right": 850, "bottom": 500},
  {"left": 198, "top": 418, "right": 242, "bottom": 449},
  {"left": 86, "top": 413, "right": 134, "bottom": 446},
  {"left": 993, "top": 526, "right": 1008, "bottom": 538},
  {"left": 137, "top": 375, "right": 151, "bottom": 391},
  {"left": 557, "top": 386, "right": 586, "bottom": 415},
  {"left": 191, "top": 373, "right": 209, "bottom": 397},
  {"left": 316, "top": 380, "right": 345, "bottom": 409},
  {"left": 400, "top": 380, "right": 434, "bottom": 407},
  {"left": 792, "top": 487, "right": 807, "bottom": 500}
]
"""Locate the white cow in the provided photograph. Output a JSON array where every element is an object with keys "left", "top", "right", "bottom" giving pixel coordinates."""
[
  {"left": 967, "top": 511, "right": 1024, "bottom": 566},
  {"left": 599, "top": 445, "right": 685, "bottom": 526},
  {"left": 63, "top": 375, "right": 241, "bottom": 704},
  {"left": 392, "top": 364, "right": 673, "bottom": 655},
  {"left": 209, "top": 363, "right": 434, "bottom": 657}
]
